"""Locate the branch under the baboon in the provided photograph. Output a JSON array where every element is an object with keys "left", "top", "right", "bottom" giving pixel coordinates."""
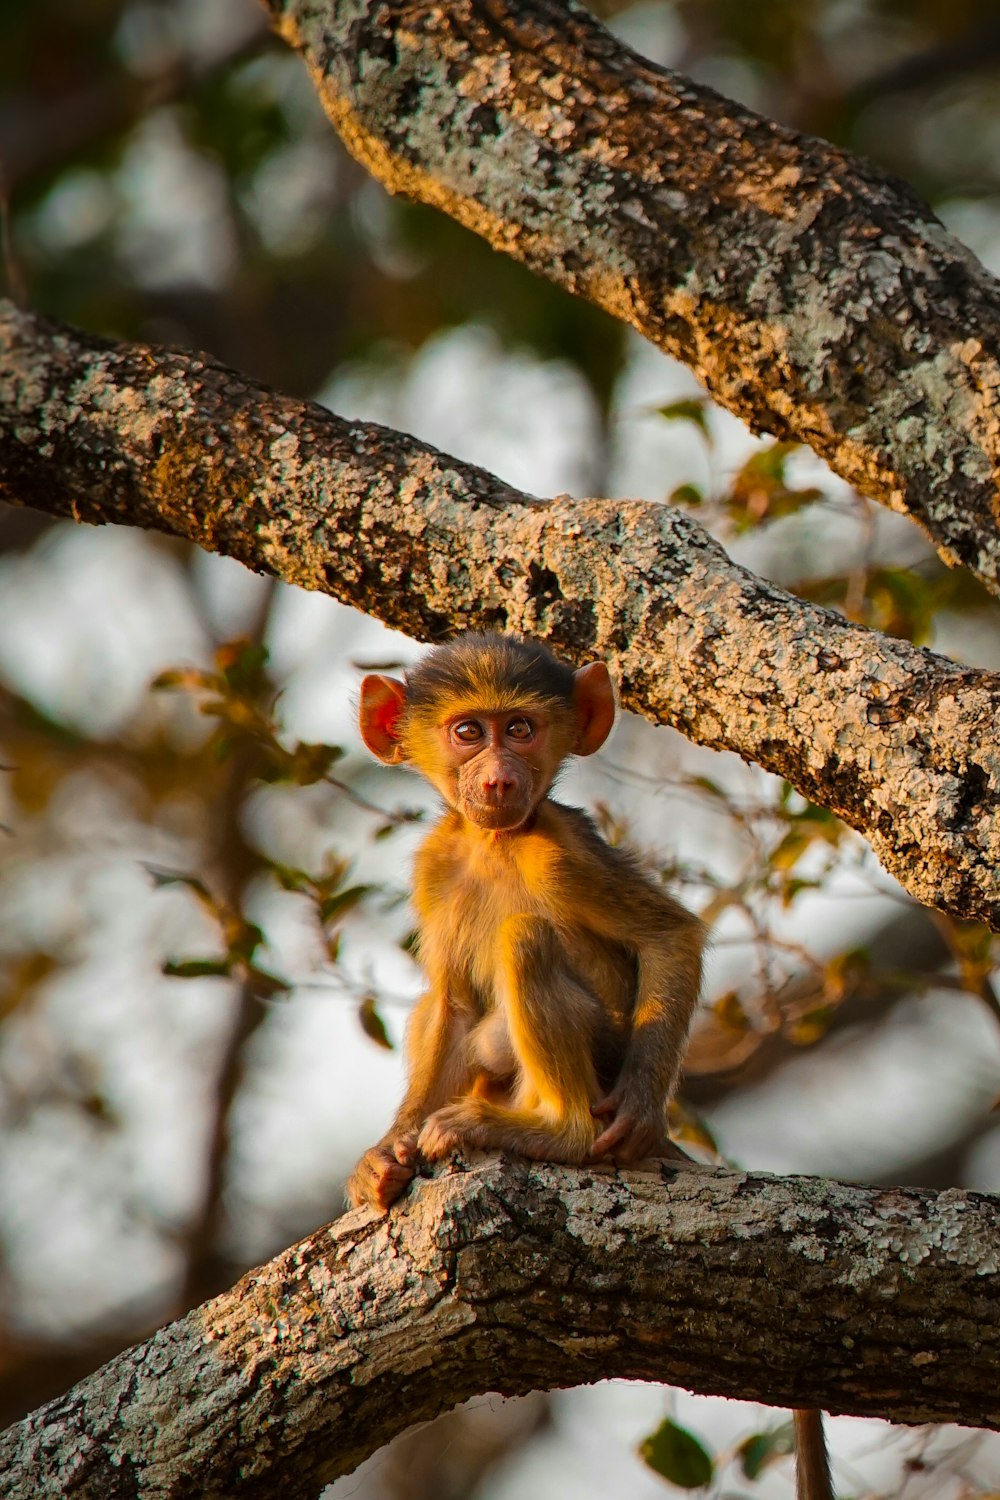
[{"left": 3, "top": 1156, "right": 1000, "bottom": 1499}]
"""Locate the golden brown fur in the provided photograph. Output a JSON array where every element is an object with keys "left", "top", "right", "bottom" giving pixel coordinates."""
[
  {"left": 347, "top": 634, "right": 828, "bottom": 1500},
  {"left": 346, "top": 633, "right": 704, "bottom": 1212}
]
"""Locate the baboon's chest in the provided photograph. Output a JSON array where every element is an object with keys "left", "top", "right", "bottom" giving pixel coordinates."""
[
  {"left": 444, "top": 861, "right": 551, "bottom": 1000},
  {"left": 443, "top": 854, "right": 632, "bottom": 1018}
]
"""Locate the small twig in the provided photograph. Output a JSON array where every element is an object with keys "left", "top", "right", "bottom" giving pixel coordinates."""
[
  {"left": 321, "top": 771, "right": 420, "bottom": 825},
  {"left": 0, "top": 164, "right": 26, "bottom": 309}
]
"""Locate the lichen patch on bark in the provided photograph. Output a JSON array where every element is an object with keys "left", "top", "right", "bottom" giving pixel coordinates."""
[{"left": 5, "top": 1155, "right": 1000, "bottom": 1495}]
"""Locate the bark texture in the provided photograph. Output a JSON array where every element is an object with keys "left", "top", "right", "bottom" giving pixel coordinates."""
[
  {"left": 262, "top": 0, "right": 1000, "bottom": 593},
  {"left": 4, "top": 1156, "right": 1000, "bottom": 1499},
  {"left": 4, "top": 300, "right": 1000, "bottom": 925}
]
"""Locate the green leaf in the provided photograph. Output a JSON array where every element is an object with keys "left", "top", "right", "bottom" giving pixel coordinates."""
[
  {"left": 655, "top": 397, "right": 712, "bottom": 443},
  {"left": 639, "top": 1418, "right": 714, "bottom": 1489},
  {"left": 319, "top": 884, "right": 373, "bottom": 923},
  {"left": 770, "top": 829, "right": 812, "bottom": 871},
  {"left": 290, "top": 741, "right": 344, "bottom": 785},
  {"left": 144, "top": 866, "right": 214, "bottom": 904},
  {"left": 254, "top": 757, "right": 288, "bottom": 785},
  {"left": 790, "top": 1004, "right": 836, "bottom": 1045},
  {"left": 780, "top": 876, "right": 822, "bottom": 907},
  {"left": 162, "top": 958, "right": 231, "bottom": 979},
  {"left": 145, "top": 868, "right": 229, "bottom": 938},
  {"left": 228, "top": 922, "right": 266, "bottom": 963},
  {"left": 822, "top": 947, "right": 870, "bottom": 1002},
  {"left": 742, "top": 440, "right": 796, "bottom": 481},
  {"left": 669, "top": 482, "right": 704, "bottom": 506},
  {"left": 737, "top": 1421, "right": 795, "bottom": 1479},
  {"left": 216, "top": 639, "right": 270, "bottom": 693},
  {"left": 725, "top": 441, "right": 822, "bottom": 530},
  {"left": 359, "top": 995, "right": 393, "bottom": 1049},
  {"left": 351, "top": 657, "right": 407, "bottom": 672},
  {"left": 246, "top": 966, "right": 292, "bottom": 1001},
  {"left": 269, "top": 862, "right": 314, "bottom": 894}
]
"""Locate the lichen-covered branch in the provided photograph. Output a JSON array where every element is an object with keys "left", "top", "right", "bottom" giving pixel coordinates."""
[
  {"left": 262, "top": 0, "right": 1000, "bottom": 594},
  {"left": 3, "top": 301, "right": 1000, "bottom": 924},
  {"left": 4, "top": 1156, "right": 1000, "bottom": 1499}
]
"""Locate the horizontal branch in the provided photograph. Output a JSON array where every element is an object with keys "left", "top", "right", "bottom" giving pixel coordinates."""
[
  {"left": 263, "top": 0, "right": 1000, "bottom": 593},
  {"left": 4, "top": 1155, "right": 1000, "bottom": 1498},
  {"left": 3, "top": 301, "right": 1000, "bottom": 923}
]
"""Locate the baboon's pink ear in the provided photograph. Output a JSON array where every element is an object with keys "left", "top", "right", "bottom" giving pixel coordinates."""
[
  {"left": 359, "top": 675, "right": 408, "bottom": 764},
  {"left": 573, "top": 662, "right": 616, "bottom": 755}
]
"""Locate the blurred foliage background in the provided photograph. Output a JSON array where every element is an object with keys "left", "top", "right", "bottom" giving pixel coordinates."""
[{"left": 5, "top": 0, "right": 1000, "bottom": 1495}]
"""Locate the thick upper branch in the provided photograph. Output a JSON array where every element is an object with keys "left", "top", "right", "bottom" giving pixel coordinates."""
[
  {"left": 4, "top": 1157, "right": 1000, "bottom": 1498},
  {"left": 3, "top": 301, "right": 1000, "bottom": 924},
  {"left": 262, "top": 0, "right": 1000, "bottom": 592}
]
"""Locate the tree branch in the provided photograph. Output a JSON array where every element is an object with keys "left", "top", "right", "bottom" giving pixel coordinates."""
[
  {"left": 3, "top": 300, "right": 1000, "bottom": 924},
  {"left": 261, "top": 0, "right": 1000, "bottom": 594},
  {"left": 3, "top": 1156, "right": 1000, "bottom": 1498}
]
